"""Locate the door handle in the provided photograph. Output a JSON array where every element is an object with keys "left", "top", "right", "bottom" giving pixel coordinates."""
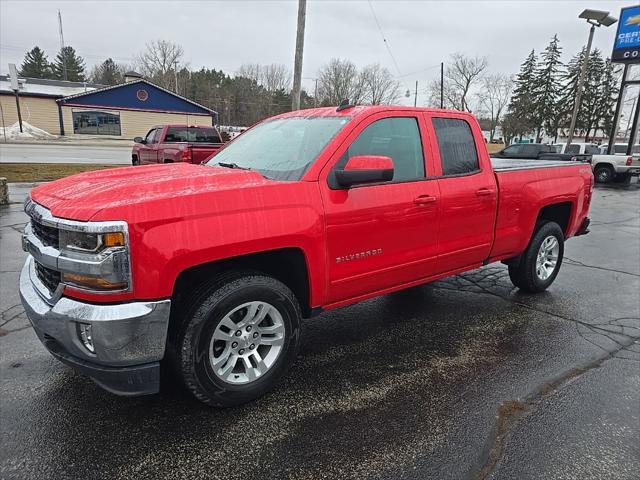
[
  {"left": 414, "top": 195, "right": 437, "bottom": 205},
  {"left": 476, "top": 188, "right": 494, "bottom": 197}
]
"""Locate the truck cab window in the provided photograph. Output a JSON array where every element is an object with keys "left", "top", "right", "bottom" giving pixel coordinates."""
[
  {"left": 503, "top": 145, "right": 521, "bottom": 156},
  {"left": 432, "top": 118, "right": 479, "bottom": 175},
  {"left": 342, "top": 117, "right": 425, "bottom": 183},
  {"left": 144, "top": 129, "right": 156, "bottom": 144},
  {"left": 565, "top": 144, "right": 580, "bottom": 154}
]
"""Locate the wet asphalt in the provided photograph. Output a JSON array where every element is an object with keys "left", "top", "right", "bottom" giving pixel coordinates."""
[{"left": 0, "top": 180, "right": 638, "bottom": 480}]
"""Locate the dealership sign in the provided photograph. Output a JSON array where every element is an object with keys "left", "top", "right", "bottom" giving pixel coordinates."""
[{"left": 612, "top": 5, "right": 640, "bottom": 63}]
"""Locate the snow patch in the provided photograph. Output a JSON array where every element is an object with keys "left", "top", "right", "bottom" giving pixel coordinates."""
[{"left": 0, "top": 122, "right": 56, "bottom": 141}]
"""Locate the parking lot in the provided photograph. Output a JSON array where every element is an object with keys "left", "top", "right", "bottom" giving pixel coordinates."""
[{"left": 1, "top": 181, "right": 638, "bottom": 480}]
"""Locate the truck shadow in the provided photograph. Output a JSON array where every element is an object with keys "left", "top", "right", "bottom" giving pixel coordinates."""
[{"left": 14, "top": 267, "right": 534, "bottom": 480}]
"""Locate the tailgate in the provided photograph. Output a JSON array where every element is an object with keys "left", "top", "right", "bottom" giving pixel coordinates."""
[{"left": 189, "top": 144, "right": 223, "bottom": 164}]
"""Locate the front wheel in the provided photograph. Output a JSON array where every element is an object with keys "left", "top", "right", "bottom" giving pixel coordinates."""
[
  {"left": 508, "top": 221, "right": 564, "bottom": 293},
  {"left": 175, "top": 272, "right": 301, "bottom": 407}
]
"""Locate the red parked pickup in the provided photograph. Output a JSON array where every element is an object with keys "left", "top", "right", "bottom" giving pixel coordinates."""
[
  {"left": 20, "top": 106, "right": 593, "bottom": 406},
  {"left": 131, "top": 124, "right": 223, "bottom": 165}
]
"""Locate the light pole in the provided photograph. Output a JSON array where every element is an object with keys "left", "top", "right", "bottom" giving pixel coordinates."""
[{"left": 566, "top": 9, "right": 617, "bottom": 146}]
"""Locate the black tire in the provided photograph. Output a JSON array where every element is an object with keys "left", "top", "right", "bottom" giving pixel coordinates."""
[
  {"left": 132, "top": 155, "right": 139, "bottom": 166},
  {"left": 508, "top": 221, "right": 564, "bottom": 293},
  {"left": 175, "top": 271, "right": 301, "bottom": 407},
  {"left": 593, "top": 165, "right": 614, "bottom": 183}
]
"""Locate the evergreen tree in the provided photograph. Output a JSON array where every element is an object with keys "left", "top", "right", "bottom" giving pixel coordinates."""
[
  {"left": 19, "top": 46, "right": 52, "bottom": 78},
  {"left": 597, "top": 59, "right": 620, "bottom": 139},
  {"left": 505, "top": 49, "right": 539, "bottom": 139},
  {"left": 533, "top": 35, "right": 564, "bottom": 141},
  {"left": 52, "top": 46, "right": 86, "bottom": 81},
  {"left": 559, "top": 48, "right": 587, "bottom": 137},
  {"left": 580, "top": 49, "right": 606, "bottom": 141},
  {"left": 90, "top": 58, "right": 124, "bottom": 85}
]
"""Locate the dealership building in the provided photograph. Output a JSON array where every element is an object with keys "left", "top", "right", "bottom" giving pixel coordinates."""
[{"left": 0, "top": 72, "right": 217, "bottom": 138}]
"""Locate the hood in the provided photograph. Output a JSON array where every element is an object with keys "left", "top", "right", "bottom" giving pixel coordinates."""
[{"left": 31, "top": 163, "right": 272, "bottom": 221}]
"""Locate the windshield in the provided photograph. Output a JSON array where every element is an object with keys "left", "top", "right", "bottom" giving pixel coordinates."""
[{"left": 206, "top": 116, "right": 350, "bottom": 181}]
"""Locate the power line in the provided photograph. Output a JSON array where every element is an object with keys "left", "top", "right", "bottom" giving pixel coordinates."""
[
  {"left": 366, "top": 0, "right": 402, "bottom": 77},
  {"left": 395, "top": 64, "right": 441, "bottom": 79}
]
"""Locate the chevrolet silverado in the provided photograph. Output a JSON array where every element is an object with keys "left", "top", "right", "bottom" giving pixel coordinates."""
[
  {"left": 132, "top": 124, "right": 223, "bottom": 165},
  {"left": 20, "top": 106, "right": 593, "bottom": 406}
]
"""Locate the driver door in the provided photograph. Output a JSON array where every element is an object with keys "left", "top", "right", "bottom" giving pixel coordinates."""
[
  {"left": 139, "top": 128, "right": 159, "bottom": 164},
  {"left": 319, "top": 113, "right": 441, "bottom": 305}
]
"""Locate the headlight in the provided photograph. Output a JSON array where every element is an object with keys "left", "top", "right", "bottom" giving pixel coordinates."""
[
  {"left": 59, "top": 230, "right": 125, "bottom": 253},
  {"left": 58, "top": 228, "right": 130, "bottom": 292}
]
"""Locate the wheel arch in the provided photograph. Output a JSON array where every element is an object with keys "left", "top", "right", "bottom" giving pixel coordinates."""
[
  {"left": 170, "top": 247, "right": 313, "bottom": 320},
  {"left": 536, "top": 201, "right": 573, "bottom": 237}
]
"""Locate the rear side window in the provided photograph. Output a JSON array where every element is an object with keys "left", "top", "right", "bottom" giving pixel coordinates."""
[
  {"left": 432, "top": 118, "right": 479, "bottom": 175},
  {"left": 164, "top": 127, "right": 221, "bottom": 143},
  {"left": 585, "top": 145, "right": 600, "bottom": 154},
  {"left": 565, "top": 144, "right": 580, "bottom": 154}
]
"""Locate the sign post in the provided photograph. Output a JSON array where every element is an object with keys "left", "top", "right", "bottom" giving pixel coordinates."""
[
  {"left": 8, "top": 63, "right": 23, "bottom": 133},
  {"left": 609, "top": 6, "right": 640, "bottom": 155}
]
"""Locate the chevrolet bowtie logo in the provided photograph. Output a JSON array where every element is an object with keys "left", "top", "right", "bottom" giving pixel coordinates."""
[{"left": 626, "top": 14, "right": 640, "bottom": 27}]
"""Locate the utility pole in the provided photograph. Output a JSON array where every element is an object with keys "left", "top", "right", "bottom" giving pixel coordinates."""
[
  {"left": 566, "top": 25, "right": 595, "bottom": 146},
  {"left": 606, "top": 63, "right": 629, "bottom": 155},
  {"left": 440, "top": 62, "right": 444, "bottom": 109},
  {"left": 291, "top": 0, "right": 307, "bottom": 111},
  {"left": 414, "top": 80, "right": 418, "bottom": 107},
  {"left": 8, "top": 64, "right": 22, "bottom": 133},
  {"left": 314, "top": 78, "right": 318, "bottom": 107},
  {"left": 58, "top": 10, "right": 67, "bottom": 81},
  {"left": 627, "top": 94, "right": 640, "bottom": 156},
  {"left": 174, "top": 60, "right": 179, "bottom": 95}
]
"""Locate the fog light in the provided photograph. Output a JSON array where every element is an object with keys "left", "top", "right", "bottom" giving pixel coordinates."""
[{"left": 78, "top": 323, "right": 95, "bottom": 353}]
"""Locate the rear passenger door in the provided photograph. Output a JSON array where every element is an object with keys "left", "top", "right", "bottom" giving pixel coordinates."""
[{"left": 427, "top": 114, "right": 497, "bottom": 272}]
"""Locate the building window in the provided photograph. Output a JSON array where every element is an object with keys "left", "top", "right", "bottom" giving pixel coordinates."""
[{"left": 72, "top": 111, "right": 121, "bottom": 135}]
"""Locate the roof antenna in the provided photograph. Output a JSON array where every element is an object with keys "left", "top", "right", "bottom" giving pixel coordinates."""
[{"left": 336, "top": 98, "right": 354, "bottom": 112}]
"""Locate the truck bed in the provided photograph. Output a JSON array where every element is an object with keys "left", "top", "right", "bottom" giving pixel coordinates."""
[{"left": 491, "top": 158, "right": 581, "bottom": 171}]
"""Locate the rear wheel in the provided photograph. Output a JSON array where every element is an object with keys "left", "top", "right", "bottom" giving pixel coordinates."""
[
  {"left": 175, "top": 271, "right": 301, "bottom": 407},
  {"left": 508, "top": 221, "right": 564, "bottom": 293},
  {"left": 594, "top": 165, "right": 614, "bottom": 183}
]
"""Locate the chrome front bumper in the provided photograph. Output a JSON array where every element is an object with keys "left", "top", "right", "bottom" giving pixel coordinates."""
[{"left": 20, "top": 257, "right": 171, "bottom": 395}]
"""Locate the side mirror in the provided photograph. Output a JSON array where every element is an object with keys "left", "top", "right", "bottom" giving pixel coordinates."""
[
  {"left": 335, "top": 155, "right": 394, "bottom": 188},
  {"left": 133, "top": 137, "right": 145, "bottom": 144}
]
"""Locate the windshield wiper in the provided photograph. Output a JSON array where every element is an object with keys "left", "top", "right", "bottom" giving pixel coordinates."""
[{"left": 217, "top": 162, "right": 250, "bottom": 170}]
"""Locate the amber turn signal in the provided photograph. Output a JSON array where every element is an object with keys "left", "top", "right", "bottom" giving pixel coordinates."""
[
  {"left": 62, "top": 272, "right": 127, "bottom": 291},
  {"left": 102, "top": 232, "right": 125, "bottom": 248}
]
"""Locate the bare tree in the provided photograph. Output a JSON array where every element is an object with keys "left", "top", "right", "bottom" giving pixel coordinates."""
[
  {"left": 236, "top": 63, "right": 262, "bottom": 84},
  {"left": 477, "top": 73, "right": 513, "bottom": 141},
  {"left": 429, "top": 53, "right": 488, "bottom": 111},
  {"left": 317, "top": 58, "right": 363, "bottom": 105},
  {"left": 359, "top": 63, "right": 400, "bottom": 105},
  {"left": 262, "top": 64, "right": 291, "bottom": 92},
  {"left": 135, "top": 40, "right": 184, "bottom": 90},
  {"left": 236, "top": 63, "right": 291, "bottom": 93}
]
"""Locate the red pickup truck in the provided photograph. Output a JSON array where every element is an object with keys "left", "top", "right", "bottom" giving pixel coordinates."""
[
  {"left": 132, "top": 124, "right": 223, "bottom": 165},
  {"left": 20, "top": 106, "right": 593, "bottom": 406}
]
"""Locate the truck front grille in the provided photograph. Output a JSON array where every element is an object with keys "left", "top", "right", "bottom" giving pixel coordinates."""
[
  {"left": 35, "top": 261, "right": 61, "bottom": 293},
  {"left": 31, "top": 220, "right": 59, "bottom": 248}
]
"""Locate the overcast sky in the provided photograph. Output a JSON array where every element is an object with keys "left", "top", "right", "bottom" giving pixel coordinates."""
[{"left": 0, "top": 0, "right": 633, "bottom": 105}]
